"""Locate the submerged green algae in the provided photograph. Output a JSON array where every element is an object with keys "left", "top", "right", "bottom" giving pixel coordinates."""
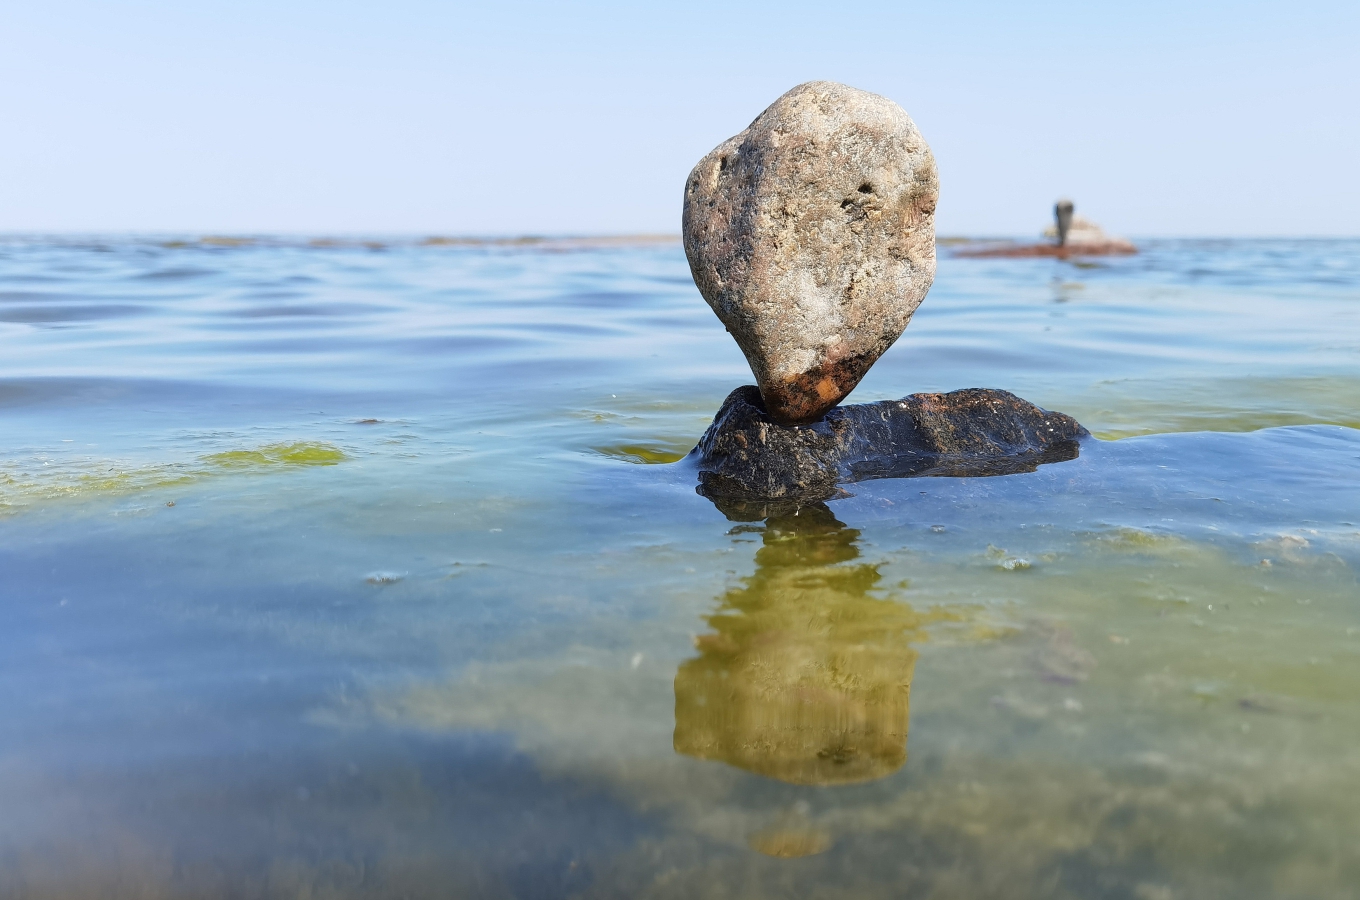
[
  {"left": 0, "top": 441, "right": 348, "bottom": 514},
  {"left": 593, "top": 443, "right": 690, "bottom": 464},
  {"left": 202, "top": 441, "right": 347, "bottom": 469}
]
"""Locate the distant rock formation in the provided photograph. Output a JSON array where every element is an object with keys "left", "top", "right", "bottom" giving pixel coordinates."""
[
  {"left": 1042, "top": 213, "right": 1136, "bottom": 253},
  {"left": 955, "top": 201, "right": 1137, "bottom": 258}
]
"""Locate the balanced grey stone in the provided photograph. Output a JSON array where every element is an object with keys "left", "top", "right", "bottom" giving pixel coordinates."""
[
  {"left": 683, "top": 82, "right": 938, "bottom": 425},
  {"left": 690, "top": 386, "right": 1088, "bottom": 501}
]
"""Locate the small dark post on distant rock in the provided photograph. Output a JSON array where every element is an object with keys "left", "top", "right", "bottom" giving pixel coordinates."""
[
  {"left": 682, "top": 82, "right": 1091, "bottom": 501},
  {"left": 1055, "top": 199, "right": 1075, "bottom": 247}
]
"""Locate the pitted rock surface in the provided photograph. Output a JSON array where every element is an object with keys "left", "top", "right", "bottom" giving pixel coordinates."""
[
  {"left": 683, "top": 81, "right": 938, "bottom": 425},
  {"left": 690, "top": 386, "right": 1088, "bottom": 501}
]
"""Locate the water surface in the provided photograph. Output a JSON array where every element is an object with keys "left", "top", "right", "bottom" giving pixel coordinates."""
[{"left": 1, "top": 236, "right": 1358, "bottom": 898}]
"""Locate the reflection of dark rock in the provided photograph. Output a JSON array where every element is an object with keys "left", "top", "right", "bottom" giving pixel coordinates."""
[
  {"left": 690, "top": 385, "right": 1088, "bottom": 501},
  {"left": 703, "top": 495, "right": 820, "bottom": 523},
  {"left": 675, "top": 505, "right": 940, "bottom": 785}
]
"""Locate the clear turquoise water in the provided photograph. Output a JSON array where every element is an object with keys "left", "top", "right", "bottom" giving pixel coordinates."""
[{"left": 1, "top": 236, "right": 1358, "bottom": 898}]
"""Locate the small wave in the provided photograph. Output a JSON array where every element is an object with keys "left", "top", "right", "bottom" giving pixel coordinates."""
[
  {"left": 135, "top": 267, "right": 216, "bottom": 281},
  {"left": 0, "top": 304, "right": 148, "bottom": 324}
]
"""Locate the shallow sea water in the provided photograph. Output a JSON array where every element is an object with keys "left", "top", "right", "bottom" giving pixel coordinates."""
[{"left": 1, "top": 236, "right": 1358, "bottom": 899}]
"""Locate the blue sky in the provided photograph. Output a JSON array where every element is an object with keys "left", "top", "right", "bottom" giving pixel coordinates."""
[{"left": 2, "top": 1, "right": 1356, "bottom": 236}]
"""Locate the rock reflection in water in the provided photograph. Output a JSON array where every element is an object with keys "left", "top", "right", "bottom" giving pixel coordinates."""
[{"left": 675, "top": 501, "right": 951, "bottom": 786}]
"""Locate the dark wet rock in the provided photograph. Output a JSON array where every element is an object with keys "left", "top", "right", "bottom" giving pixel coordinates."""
[{"left": 691, "top": 386, "right": 1088, "bottom": 501}]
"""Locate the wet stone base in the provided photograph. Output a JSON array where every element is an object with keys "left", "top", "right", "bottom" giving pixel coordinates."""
[{"left": 690, "top": 386, "right": 1089, "bottom": 502}]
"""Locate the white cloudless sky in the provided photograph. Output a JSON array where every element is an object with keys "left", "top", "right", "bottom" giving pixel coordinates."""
[{"left": 2, "top": 0, "right": 1357, "bottom": 236}]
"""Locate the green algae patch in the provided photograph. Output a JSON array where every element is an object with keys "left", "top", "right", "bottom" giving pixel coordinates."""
[
  {"left": 0, "top": 463, "right": 202, "bottom": 514},
  {"left": 1091, "top": 526, "right": 1190, "bottom": 552},
  {"left": 594, "top": 443, "right": 689, "bottom": 464},
  {"left": 203, "top": 442, "right": 347, "bottom": 470},
  {"left": 0, "top": 441, "right": 348, "bottom": 515},
  {"left": 67, "top": 468, "right": 201, "bottom": 495}
]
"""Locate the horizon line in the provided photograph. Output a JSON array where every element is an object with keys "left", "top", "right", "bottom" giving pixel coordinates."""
[{"left": 2, "top": 232, "right": 1358, "bottom": 245}]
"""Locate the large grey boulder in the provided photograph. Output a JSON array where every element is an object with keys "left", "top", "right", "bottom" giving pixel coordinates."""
[{"left": 683, "top": 82, "right": 938, "bottom": 425}]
